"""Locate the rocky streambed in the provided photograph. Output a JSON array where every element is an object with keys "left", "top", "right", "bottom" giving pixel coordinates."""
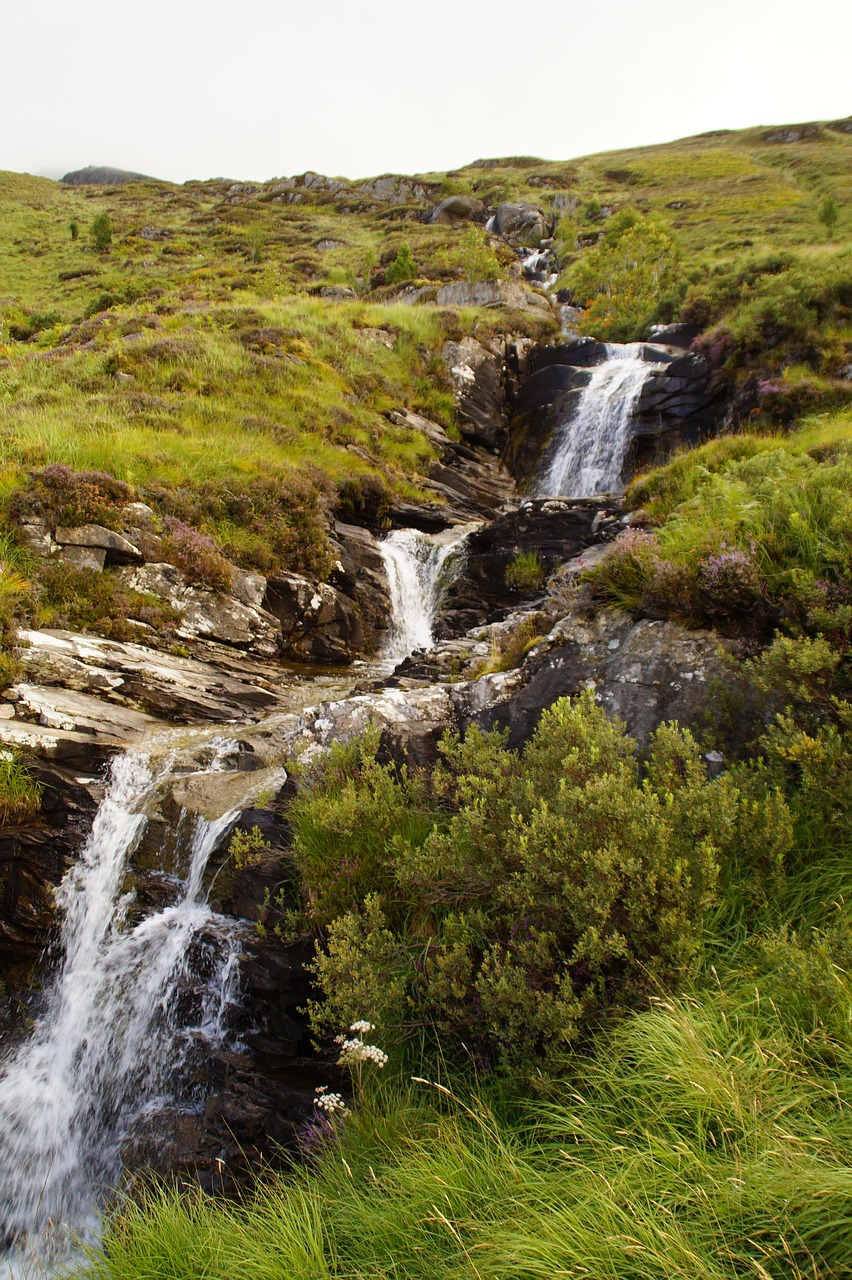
[{"left": 0, "top": 324, "right": 735, "bottom": 1269}]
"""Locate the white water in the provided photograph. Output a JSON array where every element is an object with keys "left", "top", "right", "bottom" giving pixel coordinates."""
[
  {"left": 0, "top": 741, "right": 246, "bottom": 1274},
  {"left": 379, "top": 527, "right": 470, "bottom": 663},
  {"left": 536, "top": 343, "right": 653, "bottom": 498}
]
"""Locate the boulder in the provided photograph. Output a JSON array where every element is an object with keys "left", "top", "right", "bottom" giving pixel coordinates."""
[
  {"left": 264, "top": 573, "right": 364, "bottom": 663},
  {"left": 430, "top": 194, "right": 487, "bottom": 225},
  {"left": 494, "top": 201, "right": 549, "bottom": 245}
]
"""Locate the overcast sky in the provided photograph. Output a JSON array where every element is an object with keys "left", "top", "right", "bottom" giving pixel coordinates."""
[{"left": 5, "top": 0, "right": 850, "bottom": 184}]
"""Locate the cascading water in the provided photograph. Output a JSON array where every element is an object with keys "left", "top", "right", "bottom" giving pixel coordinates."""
[
  {"left": 379, "top": 526, "right": 470, "bottom": 663},
  {"left": 0, "top": 739, "right": 252, "bottom": 1275},
  {"left": 536, "top": 344, "right": 653, "bottom": 498}
]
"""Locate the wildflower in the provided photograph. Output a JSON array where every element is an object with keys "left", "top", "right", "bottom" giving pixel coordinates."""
[{"left": 314, "top": 1086, "right": 349, "bottom": 1117}]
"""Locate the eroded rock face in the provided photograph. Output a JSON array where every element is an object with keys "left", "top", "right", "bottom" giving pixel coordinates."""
[
  {"left": 118, "top": 563, "right": 283, "bottom": 657},
  {"left": 470, "top": 603, "right": 729, "bottom": 749},
  {"left": 443, "top": 337, "right": 506, "bottom": 449}
]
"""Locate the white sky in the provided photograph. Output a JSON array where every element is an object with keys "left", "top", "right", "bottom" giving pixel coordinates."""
[{"left": 5, "top": 0, "right": 851, "bottom": 183}]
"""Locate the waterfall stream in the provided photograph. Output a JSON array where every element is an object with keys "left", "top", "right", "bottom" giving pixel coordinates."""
[
  {"left": 0, "top": 738, "right": 269, "bottom": 1275},
  {"left": 379, "top": 526, "right": 470, "bottom": 663},
  {"left": 535, "top": 344, "right": 653, "bottom": 498},
  {"left": 0, "top": 521, "right": 473, "bottom": 1273}
]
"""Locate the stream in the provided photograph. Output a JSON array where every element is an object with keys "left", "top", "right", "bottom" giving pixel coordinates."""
[{"left": 0, "top": 526, "right": 471, "bottom": 1277}]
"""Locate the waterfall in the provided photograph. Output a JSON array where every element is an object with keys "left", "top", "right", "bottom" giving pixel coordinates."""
[
  {"left": 0, "top": 740, "right": 248, "bottom": 1274},
  {"left": 379, "top": 527, "right": 469, "bottom": 663},
  {"left": 536, "top": 344, "right": 652, "bottom": 498}
]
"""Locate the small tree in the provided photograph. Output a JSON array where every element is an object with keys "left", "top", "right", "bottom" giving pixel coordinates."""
[
  {"left": 68, "top": 220, "right": 79, "bottom": 242},
  {"left": 90, "top": 212, "right": 113, "bottom": 252},
  {"left": 819, "top": 195, "right": 839, "bottom": 240},
  {"left": 386, "top": 243, "right": 417, "bottom": 285}
]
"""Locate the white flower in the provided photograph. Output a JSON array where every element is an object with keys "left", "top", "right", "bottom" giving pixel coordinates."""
[
  {"left": 314, "top": 1086, "right": 349, "bottom": 1116},
  {"left": 349, "top": 1020, "right": 375, "bottom": 1034}
]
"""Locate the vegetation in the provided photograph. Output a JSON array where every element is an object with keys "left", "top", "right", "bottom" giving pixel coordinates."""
[
  {"left": 0, "top": 750, "right": 42, "bottom": 826},
  {"left": 1, "top": 114, "right": 851, "bottom": 1275},
  {"left": 87, "top": 674, "right": 852, "bottom": 1277}
]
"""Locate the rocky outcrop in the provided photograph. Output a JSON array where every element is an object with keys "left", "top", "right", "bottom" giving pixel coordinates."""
[
  {"left": 631, "top": 351, "right": 727, "bottom": 467},
  {"left": 119, "top": 563, "right": 283, "bottom": 657},
  {"left": 443, "top": 336, "right": 506, "bottom": 448},
  {"left": 438, "top": 498, "right": 621, "bottom": 635},
  {"left": 471, "top": 603, "right": 729, "bottom": 749},
  {"left": 434, "top": 280, "right": 552, "bottom": 313},
  {"left": 3, "top": 628, "right": 285, "bottom": 744}
]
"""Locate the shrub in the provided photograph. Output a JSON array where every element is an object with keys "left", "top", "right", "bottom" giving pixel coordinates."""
[
  {"left": 90, "top": 212, "right": 113, "bottom": 252},
  {"left": 297, "top": 693, "right": 785, "bottom": 1075},
  {"left": 9, "top": 465, "right": 133, "bottom": 531},
  {"left": 159, "top": 518, "right": 234, "bottom": 592},
  {"left": 563, "top": 211, "right": 681, "bottom": 340},
  {"left": 385, "top": 244, "right": 418, "bottom": 285},
  {"left": 33, "top": 563, "right": 181, "bottom": 643}
]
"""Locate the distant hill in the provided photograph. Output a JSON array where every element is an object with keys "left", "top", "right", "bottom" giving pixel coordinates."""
[{"left": 60, "top": 165, "right": 159, "bottom": 185}]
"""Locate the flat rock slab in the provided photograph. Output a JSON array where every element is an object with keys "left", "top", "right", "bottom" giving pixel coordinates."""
[{"left": 13, "top": 629, "right": 284, "bottom": 725}]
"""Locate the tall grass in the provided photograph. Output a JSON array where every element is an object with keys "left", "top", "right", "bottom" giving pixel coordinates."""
[{"left": 86, "top": 932, "right": 852, "bottom": 1279}]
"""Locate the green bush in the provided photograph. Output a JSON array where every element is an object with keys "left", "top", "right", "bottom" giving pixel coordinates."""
[
  {"left": 295, "top": 693, "right": 789, "bottom": 1075},
  {"left": 385, "top": 244, "right": 418, "bottom": 285},
  {"left": 90, "top": 212, "right": 113, "bottom": 253},
  {"left": 562, "top": 210, "right": 682, "bottom": 340}
]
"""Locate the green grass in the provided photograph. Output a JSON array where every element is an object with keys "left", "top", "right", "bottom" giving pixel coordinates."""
[
  {"left": 0, "top": 750, "right": 42, "bottom": 826},
  {"left": 86, "top": 924, "right": 852, "bottom": 1280}
]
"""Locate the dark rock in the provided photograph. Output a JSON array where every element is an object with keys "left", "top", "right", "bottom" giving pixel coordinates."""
[
  {"left": 468, "top": 604, "right": 729, "bottom": 749},
  {"left": 827, "top": 116, "right": 852, "bottom": 135},
  {"left": 264, "top": 573, "right": 364, "bottom": 663},
  {"left": 647, "top": 322, "right": 701, "bottom": 349},
  {"left": 528, "top": 339, "right": 608, "bottom": 371},
  {"left": 438, "top": 498, "right": 621, "bottom": 634}
]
